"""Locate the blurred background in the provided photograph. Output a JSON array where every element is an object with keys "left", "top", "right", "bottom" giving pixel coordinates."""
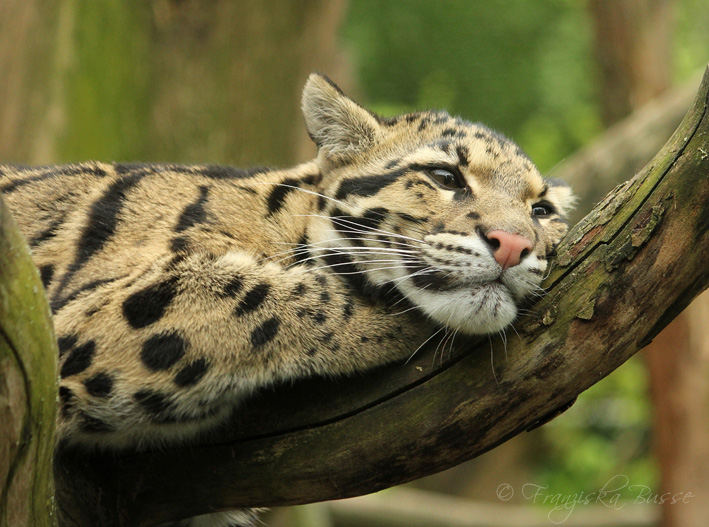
[{"left": 1, "top": 1, "right": 708, "bottom": 526}]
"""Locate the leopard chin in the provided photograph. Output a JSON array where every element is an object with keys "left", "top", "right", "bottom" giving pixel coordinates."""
[{"left": 406, "top": 283, "right": 518, "bottom": 335}]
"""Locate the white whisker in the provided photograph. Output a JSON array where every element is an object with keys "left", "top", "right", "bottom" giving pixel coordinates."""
[
  {"left": 298, "top": 214, "right": 426, "bottom": 245},
  {"left": 405, "top": 326, "right": 445, "bottom": 364}
]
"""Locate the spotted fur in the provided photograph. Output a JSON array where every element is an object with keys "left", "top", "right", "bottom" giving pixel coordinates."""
[{"left": 1, "top": 74, "right": 574, "bottom": 525}]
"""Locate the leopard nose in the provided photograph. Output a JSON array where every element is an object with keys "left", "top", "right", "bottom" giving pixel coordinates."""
[{"left": 484, "top": 229, "right": 534, "bottom": 270}]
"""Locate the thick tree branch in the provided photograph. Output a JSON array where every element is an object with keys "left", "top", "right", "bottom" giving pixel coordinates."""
[
  {"left": 54, "top": 66, "right": 709, "bottom": 527},
  {"left": 0, "top": 193, "right": 58, "bottom": 527}
]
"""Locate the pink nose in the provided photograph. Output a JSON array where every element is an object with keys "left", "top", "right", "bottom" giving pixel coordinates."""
[{"left": 485, "top": 229, "right": 534, "bottom": 270}]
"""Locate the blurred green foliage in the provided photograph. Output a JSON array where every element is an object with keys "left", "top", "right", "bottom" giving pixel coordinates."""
[
  {"left": 342, "top": 0, "right": 709, "bottom": 504},
  {"left": 343, "top": 0, "right": 709, "bottom": 174},
  {"left": 342, "top": 0, "right": 600, "bottom": 173}
]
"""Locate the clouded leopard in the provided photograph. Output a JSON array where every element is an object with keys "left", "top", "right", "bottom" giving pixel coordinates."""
[{"left": 0, "top": 74, "right": 574, "bottom": 527}]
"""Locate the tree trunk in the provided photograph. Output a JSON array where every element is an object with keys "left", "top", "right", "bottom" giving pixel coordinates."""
[
  {"left": 588, "top": 0, "right": 673, "bottom": 126},
  {"left": 52, "top": 66, "right": 709, "bottom": 527},
  {"left": 0, "top": 197, "right": 58, "bottom": 527},
  {"left": 0, "top": 0, "right": 63, "bottom": 163},
  {"left": 0, "top": 0, "right": 347, "bottom": 167},
  {"left": 147, "top": 0, "right": 348, "bottom": 166}
]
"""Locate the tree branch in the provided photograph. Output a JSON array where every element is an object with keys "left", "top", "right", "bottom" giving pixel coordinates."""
[
  {"left": 0, "top": 192, "right": 58, "bottom": 527},
  {"left": 54, "top": 65, "right": 709, "bottom": 527}
]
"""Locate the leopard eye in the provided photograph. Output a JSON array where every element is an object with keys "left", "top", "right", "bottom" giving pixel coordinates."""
[
  {"left": 427, "top": 168, "right": 464, "bottom": 189},
  {"left": 532, "top": 201, "right": 556, "bottom": 218}
]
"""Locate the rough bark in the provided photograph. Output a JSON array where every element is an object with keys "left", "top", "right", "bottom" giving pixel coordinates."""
[
  {"left": 0, "top": 197, "right": 58, "bottom": 526},
  {"left": 52, "top": 65, "right": 709, "bottom": 527}
]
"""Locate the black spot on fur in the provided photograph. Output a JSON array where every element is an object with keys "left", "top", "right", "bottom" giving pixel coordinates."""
[
  {"left": 234, "top": 283, "right": 270, "bottom": 315},
  {"left": 251, "top": 317, "right": 280, "bottom": 347},
  {"left": 134, "top": 389, "right": 174, "bottom": 418},
  {"left": 320, "top": 291, "right": 330, "bottom": 303},
  {"left": 431, "top": 222, "right": 445, "bottom": 234},
  {"left": 79, "top": 413, "right": 115, "bottom": 433},
  {"left": 293, "top": 282, "right": 307, "bottom": 296},
  {"left": 141, "top": 332, "right": 187, "bottom": 371},
  {"left": 292, "top": 235, "right": 312, "bottom": 266},
  {"left": 456, "top": 146, "right": 470, "bottom": 167},
  {"left": 300, "top": 172, "right": 322, "bottom": 186},
  {"left": 436, "top": 140, "right": 452, "bottom": 153},
  {"left": 452, "top": 188, "right": 472, "bottom": 201},
  {"left": 174, "top": 358, "right": 210, "bottom": 387},
  {"left": 320, "top": 332, "right": 334, "bottom": 343},
  {"left": 466, "top": 211, "right": 481, "bottom": 220},
  {"left": 220, "top": 275, "right": 243, "bottom": 297},
  {"left": 175, "top": 185, "right": 210, "bottom": 232},
  {"left": 59, "top": 386, "right": 74, "bottom": 416},
  {"left": 60, "top": 340, "right": 96, "bottom": 378},
  {"left": 57, "top": 334, "right": 78, "bottom": 357},
  {"left": 83, "top": 372, "right": 114, "bottom": 398},
  {"left": 410, "top": 270, "right": 456, "bottom": 291},
  {"left": 317, "top": 195, "right": 328, "bottom": 211},
  {"left": 441, "top": 128, "right": 456, "bottom": 137},
  {"left": 343, "top": 301, "right": 355, "bottom": 319},
  {"left": 313, "top": 312, "right": 327, "bottom": 324},
  {"left": 39, "top": 264, "right": 54, "bottom": 289},
  {"left": 267, "top": 178, "right": 300, "bottom": 216},
  {"left": 122, "top": 277, "right": 179, "bottom": 329}
]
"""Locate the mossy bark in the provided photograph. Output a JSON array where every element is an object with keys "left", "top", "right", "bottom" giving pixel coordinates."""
[
  {"left": 52, "top": 66, "right": 709, "bottom": 526},
  {"left": 0, "top": 196, "right": 58, "bottom": 527}
]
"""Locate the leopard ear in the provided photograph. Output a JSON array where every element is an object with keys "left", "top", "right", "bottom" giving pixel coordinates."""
[
  {"left": 302, "top": 73, "right": 382, "bottom": 165},
  {"left": 545, "top": 178, "right": 578, "bottom": 218}
]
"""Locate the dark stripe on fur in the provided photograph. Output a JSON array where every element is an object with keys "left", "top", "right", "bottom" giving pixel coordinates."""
[
  {"left": 54, "top": 172, "right": 144, "bottom": 299},
  {"left": 267, "top": 178, "right": 300, "bottom": 216},
  {"left": 335, "top": 170, "right": 406, "bottom": 200},
  {"left": 174, "top": 185, "right": 210, "bottom": 232}
]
